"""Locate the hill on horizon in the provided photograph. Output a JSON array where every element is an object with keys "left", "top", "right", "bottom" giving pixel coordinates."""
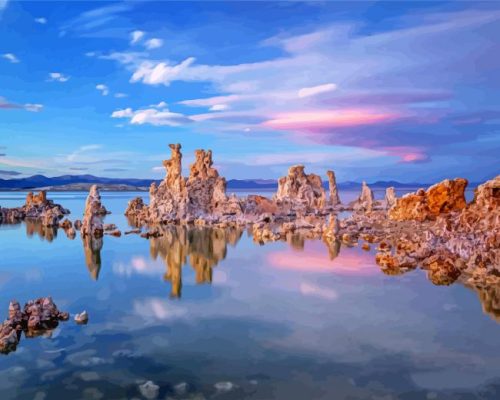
[{"left": 0, "top": 174, "right": 447, "bottom": 191}]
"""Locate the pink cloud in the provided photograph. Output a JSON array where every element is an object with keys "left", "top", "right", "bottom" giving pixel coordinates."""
[
  {"left": 381, "top": 146, "right": 431, "bottom": 164},
  {"left": 263, "top": 109, "right": 398, "bottom": 131}
]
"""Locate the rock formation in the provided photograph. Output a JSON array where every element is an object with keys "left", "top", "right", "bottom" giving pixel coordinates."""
[
  {"left": 431, "top": 175, "right": 499, "bottom": 278},
  {"left": 389, "top": 178, "right": 468, "bottom": 221},
  {"left": 81, "top": 185, "right": 105, "bottom": 237},
  {"left": 127, "top": 144, "right": 241, "bottom": 224},
  {"left": 326, "top": 170, "right": 341, "bottom": 206},
  {"left": 0, "top": 297, "right": 69, "bottom": 354},
  {"left": 275, "top": 165, "right": 326, "bottom": 211},
  {"left": 185, "top": 149, "right": 228, "bottom": 217},
  {"left": 385, "top": 187, "right": 397, "bottom": 209},
  {"left": 118, "top": 142, "right": 498, "bottom": 286},
  {"left": 0, "top": 191, "right": 69, "bottom": 225},
  {"left": 351, "top": 181, "right": 374, "bottom": 212}
]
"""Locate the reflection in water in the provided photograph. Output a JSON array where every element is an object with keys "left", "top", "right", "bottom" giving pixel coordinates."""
[
  {"left": 84, "top": 220, "right": 500, "bottom": 324},
  {"left": 25, "top": 219, "right": 58, "bottom": 242},
  {"left": 82, "top": 235, "right": 103, "bottom": 280},
  {"left": 149, "top": 226, "right": 243, "bottom": 298},
  {"left": 324, "top": 238, "right": 341, "bottom": 260},
  {"left": 467, "top": 284, "right": 500, "bottom": 323}
]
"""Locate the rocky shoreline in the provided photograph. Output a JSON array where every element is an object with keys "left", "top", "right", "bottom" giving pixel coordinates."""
[{"left": 0, "top": 143, "right": 498, "bottom": 286}]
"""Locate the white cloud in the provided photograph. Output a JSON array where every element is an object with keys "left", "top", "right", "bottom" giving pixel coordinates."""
[
  {"left": 150, "top": 101, "right": 167, "bottom": 109},
  {"left": 209, "top": 104, "right": 229, "bottom": 111},
  {"left": 60, "top": 3, "right": 133, "bottom": 36},
  {"left": 144, "top": 38, "right": 163, "bottom": 50},
  {"left": 180, "top": 94, "right": 241, "bottom": 107},
  {"left": 130, "top": 30, "right": 145, "bottom": 45},
  {"left": 2, "top": 53, "right": 19, "bottom": 63},
  {"left": 48, "top": 72, "right": 70, "bottom": 82},
  {"left": 298, "top": 83, "right": 337, "bottom": 98},
  {"left": 24, "top": 104, "right": 43, "bottom": 112},
  {"left": 131, "top": 57, "right": 195, "bottom": 86},
  {"left": 114, "top": 92, "right": 128, "bottom": 98},
  {"left": 110, "top": 108, "right": 133, "bottom": 118},
  {"left": 34, "top": 17, "right": 47, "bottom": 24},
  {"left": 96, "top": 84, "right": 109, "bottom": 96},
  {"left": 0, "top": 0, "right": 7, "bottom": 11},
  {"left": 0, "top": 96, "right": 43, "bottom": 112},
  {"left": 111, "top": 105, "right": 192, "bottom": 127}
]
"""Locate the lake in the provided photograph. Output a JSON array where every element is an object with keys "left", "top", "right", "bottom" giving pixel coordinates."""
[{"left": 1, "top": 190, "right": 499, "bottom": 400}]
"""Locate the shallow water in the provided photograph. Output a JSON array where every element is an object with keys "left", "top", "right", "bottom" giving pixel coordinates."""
[{"left": 0, "top": 190, "right": 498, "bottom": 400}]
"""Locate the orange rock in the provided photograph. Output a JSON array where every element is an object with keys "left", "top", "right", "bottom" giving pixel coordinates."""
[
  {"left": 389, "top": 178, "right": 468, "bottom": 221},
  {"left": 247, "top": 195, "right": 278, "bottom": 214}
]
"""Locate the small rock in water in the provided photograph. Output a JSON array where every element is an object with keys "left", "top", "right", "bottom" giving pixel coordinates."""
[
  {"left": 214, "top": 381, "right": 236, "bottom": 393},
  {"left": 103, "top": 223, "right": 117, "bottom": 231},
  {"left": 106, "top": 229, "right": 121, "bottom": 237},
  {"left": 125, "top": 228, "right": 142, "bottom": 235},
  {"left": 174, "top": 382, "right": 188, "bottom": 395},
  {"left": 139, "top": 380, "right": 159, "bottom": 399},
  {"left": 74, "top": 310, "right": 89, "bottom": 324}
]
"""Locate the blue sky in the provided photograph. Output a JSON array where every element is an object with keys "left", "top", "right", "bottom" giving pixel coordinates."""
[{"left": 0, "top": 1, "right": 499, "bottom": 182}]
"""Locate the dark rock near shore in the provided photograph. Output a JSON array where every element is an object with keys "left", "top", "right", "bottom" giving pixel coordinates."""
[{"left": 0, "top": 297, "right": 69, "bottom": 354}]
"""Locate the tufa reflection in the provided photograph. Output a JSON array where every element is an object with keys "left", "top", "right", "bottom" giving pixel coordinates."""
[
  {"left": 149, "top": 225, "right": 243, "bottom": 298},
  {"left": 82, "top": 235, "right": 103, "bottom": 280}
]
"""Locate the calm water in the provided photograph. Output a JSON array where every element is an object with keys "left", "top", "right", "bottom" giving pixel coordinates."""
[{"left": 0, "top": 190, "right": 498, "bottom": 400}]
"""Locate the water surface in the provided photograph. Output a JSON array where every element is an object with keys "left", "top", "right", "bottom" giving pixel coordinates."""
[{"left": 0, "top": 190, "right": 498, "bottom": 400}]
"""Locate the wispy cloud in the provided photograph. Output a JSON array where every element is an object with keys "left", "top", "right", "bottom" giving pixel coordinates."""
[
  {"left": 48, "top": 72, "right": 70, "bottom": 82},
  {"left": 144, "top": 38, "right": 163, "bottom": 50},
  {"left": 34, "top": 17, "right": 47, "bottom": 24},
  {"left": 298, "top": 83, "right": 337, "bottom": 98},
  {"left": 111, "top": 103, "right": 192, "bottom": 127},
  {"left": 67, "top": 144, "right": 102, "bottom": 162},
  {"left": 209, "top": 104, "right": 229, "bottom": 111},
  {"left": 0, "top": 169, "right": 21, "bottom": 177},
  {"left": 96, "top": 84, "right": 109, "bottom": 96},
  {"left": 130, "top": 30, "right": 145, "bottom": 45},
  {"left": 263, "top": 109, "right": 397, "bottom": 130},
  {"left": 24, "top": 104, "right": 43, "bottom": 112},
  {"left": 0, "top": 97, "right": 43, "bottom": 112},
  {"left": 60, "top": 2, "right": 133, "bottom": 36},
  {"left": 2, "top": 53, "right": 19, "bottom": 63}
]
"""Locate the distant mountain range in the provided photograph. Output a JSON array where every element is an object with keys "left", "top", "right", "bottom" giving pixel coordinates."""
[{"left": 0, "top": 174, "right": 439, "bottom": 191}]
